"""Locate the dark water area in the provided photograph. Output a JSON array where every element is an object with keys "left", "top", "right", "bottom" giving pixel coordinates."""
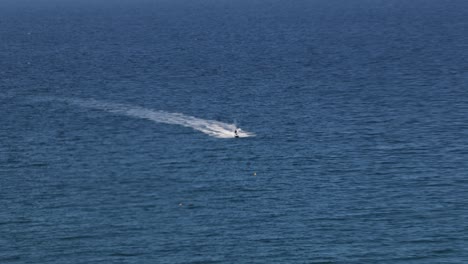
[{"left": 1, "top": 0, "right": 468, "bottom": 263}]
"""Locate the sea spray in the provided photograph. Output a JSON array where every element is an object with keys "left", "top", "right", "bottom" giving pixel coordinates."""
[{"left": 31, "top": 96, "right": 255, "bottom": 139}]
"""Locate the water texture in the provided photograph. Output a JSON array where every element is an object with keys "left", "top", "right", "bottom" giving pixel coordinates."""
[{"left": 1, "top": 0, "right": 468, "bottom": 263}]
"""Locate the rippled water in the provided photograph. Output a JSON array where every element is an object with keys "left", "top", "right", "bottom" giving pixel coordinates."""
[{"left": 1, "top": 0, "right": 468, "bottom": 263}]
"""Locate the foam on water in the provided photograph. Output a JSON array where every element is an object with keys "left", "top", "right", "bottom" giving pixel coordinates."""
[{"left": 32, "top": 96, "right": 255, "bottom": 139}]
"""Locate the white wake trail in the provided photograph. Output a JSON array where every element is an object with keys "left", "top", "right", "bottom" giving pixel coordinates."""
[{"left": 33, "top": 97, "right": 255, "bottom": 139}]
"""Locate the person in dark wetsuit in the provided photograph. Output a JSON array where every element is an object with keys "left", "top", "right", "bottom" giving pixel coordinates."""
[{"left": 234, "top": 129, "right": 239, "bottom": 137}]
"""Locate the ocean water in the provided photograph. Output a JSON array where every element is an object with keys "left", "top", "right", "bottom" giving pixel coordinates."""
[{"left": 1, "top": 0, "right": 468, "bottom": 263}]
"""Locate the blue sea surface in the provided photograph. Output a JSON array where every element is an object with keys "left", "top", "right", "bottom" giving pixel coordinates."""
[{"left": 1, "top": 0, "right": 468, "bottom": 263}]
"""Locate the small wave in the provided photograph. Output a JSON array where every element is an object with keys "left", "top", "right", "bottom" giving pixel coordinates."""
[{"left": 32, "top": 96, "right": 255, "bottom": 139}]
